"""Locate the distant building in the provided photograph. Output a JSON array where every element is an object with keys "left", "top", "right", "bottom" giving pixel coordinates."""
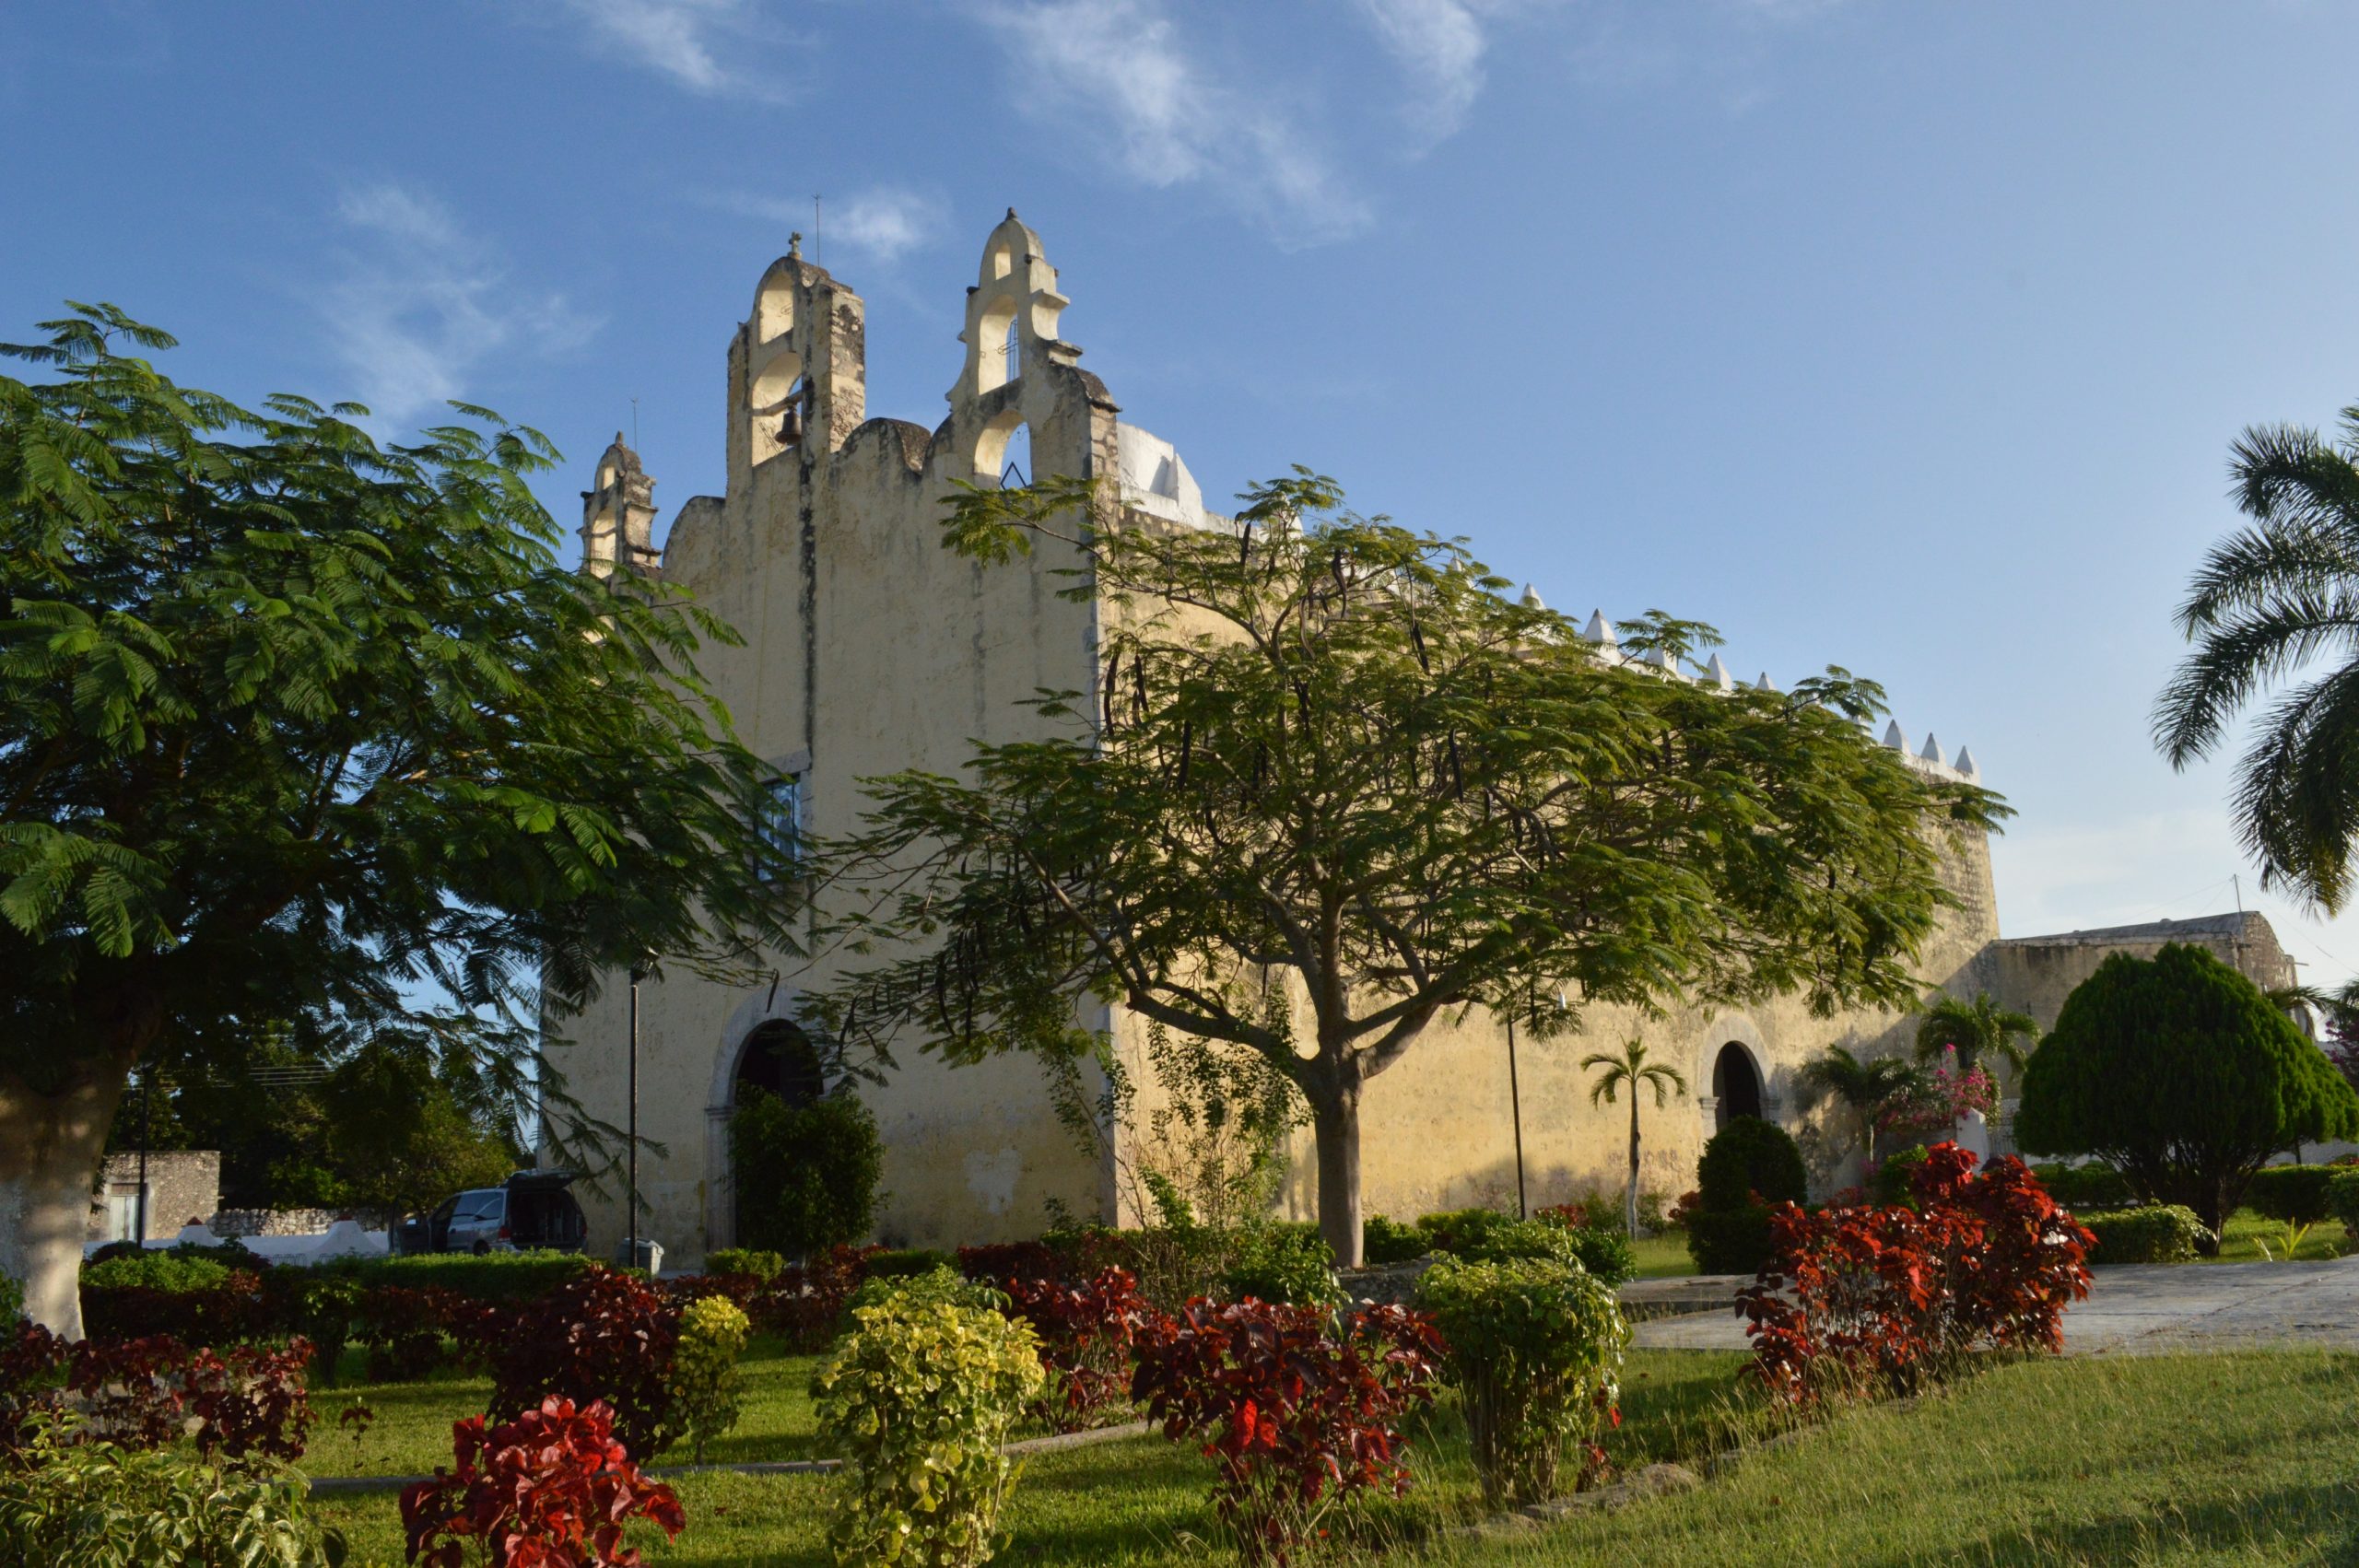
[{"left": 87, "top": 1151, "right": 218, "bottom": 1246}]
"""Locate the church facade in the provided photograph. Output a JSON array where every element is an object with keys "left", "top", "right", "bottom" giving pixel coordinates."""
[{"left": 549, "top": 215, "right": 2297, "bottom": 1264}]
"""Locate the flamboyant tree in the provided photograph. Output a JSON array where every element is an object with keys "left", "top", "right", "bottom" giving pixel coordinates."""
[
  {"left": 810, "top": 470, "right": 2006, "bottom": 1265},
  {"left": 0, "top": 307, "right": 799, "bottom": 1334}
]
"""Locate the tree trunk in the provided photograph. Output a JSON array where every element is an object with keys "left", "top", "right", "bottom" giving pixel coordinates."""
[
  {"left": 1311, "top": 1091, "right": 1364, "bottom": 1269},
  {"left": 1626, "top": 1098, "right": 1642, "bottom": 1238},
  {"left": 0, "top": 1069, "right": 128, "bottom": 1340}
]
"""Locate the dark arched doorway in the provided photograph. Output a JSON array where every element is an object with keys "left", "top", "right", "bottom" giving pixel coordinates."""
[
  {"left": 1712, "top": 1043, "right": 1764, "bottom": 1130},
  {"left": 732, "top": 1021, "right": 823, "bottom": 1243},
  {"left": 734, "top": 1020, "right": 823, "bottom": 1108}
]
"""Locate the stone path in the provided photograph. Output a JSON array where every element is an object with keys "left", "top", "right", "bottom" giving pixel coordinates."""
[{"left": 1629, "top": 1257, "right": 2359, "bottom": 1355}]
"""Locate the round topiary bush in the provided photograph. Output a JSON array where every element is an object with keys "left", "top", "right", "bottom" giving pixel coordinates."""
[
  {"left": 2016, "top": 943, "right": 2359, "bottom": 1244},
  {"left": 1687, "top": 1117, "right": 1808, "bottom": 1275}
]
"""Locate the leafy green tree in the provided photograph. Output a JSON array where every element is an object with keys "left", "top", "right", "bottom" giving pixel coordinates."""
[
  {"left": 1913, "top": 990, "right": 2038, "bottom": 1079},
  {"left": 2014, "top": 943, "right": 2359, "bottom": 1246},
  {"left": 1579, "top": 1037, "right": 1686, "bottom": 1237},
  {"left": 1796, "top": 1044, "right": 1923, "bottom": 1163},
  {"left": 2154, "top": 402, "right": 2359, "bottom": 909},
  {"left": 812, "top": 471, "right": 2005, "bottom": 1265},
  {"left": 0, "top": 306, "right": 799, "bottom": 1335}
]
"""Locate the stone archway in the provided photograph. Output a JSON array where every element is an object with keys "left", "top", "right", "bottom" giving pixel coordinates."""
[{"left": 1712, "top": 1042, "right": 1765, "bottom": 1129}]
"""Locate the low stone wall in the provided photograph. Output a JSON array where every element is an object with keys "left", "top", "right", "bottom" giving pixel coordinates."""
[{"left": 211, "top": 1207, "right": 400, "bottom": 1237}]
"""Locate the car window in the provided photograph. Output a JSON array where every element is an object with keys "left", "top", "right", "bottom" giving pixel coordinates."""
[
  {"left": 430, "top": 1197, "right": 458, "bottom": 1223},
  {"left": 452, "top": 1191, "right": 502, "bottom": 1221}
]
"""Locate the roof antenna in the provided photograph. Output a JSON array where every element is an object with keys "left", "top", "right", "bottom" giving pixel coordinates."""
[
  {"left": 813, "top": 193, "right": 822, "bottom": 265},
  {"left": 629, "top": 394, "right": 639, "bottom": 450}
]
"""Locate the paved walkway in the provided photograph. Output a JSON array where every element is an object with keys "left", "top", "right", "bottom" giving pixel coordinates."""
[{"left": 1629, "top": 1258, "right": 2359, "bottom": 1355}]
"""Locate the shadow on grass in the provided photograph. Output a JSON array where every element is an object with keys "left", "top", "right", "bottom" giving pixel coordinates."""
[{"left": 1887, "top": 1479, "right": 2359, "bottom": 1567}]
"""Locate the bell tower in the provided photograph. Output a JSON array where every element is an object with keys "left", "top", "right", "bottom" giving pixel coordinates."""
[
  {"left": 580, "top": 432, "right": 658, "bottom": 576},
  {"left": 729, "top": 233, "right": 868, "bottom": 486}
]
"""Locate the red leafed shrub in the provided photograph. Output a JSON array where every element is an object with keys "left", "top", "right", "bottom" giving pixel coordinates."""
[
  {"left": 400, "top": 1396, "right": 685, "bottom": 1568},
  {"left": 358, "top": 1285, "right": 459, "bottom": 1382},
  {"left": 1664, "top": 1189, "right": 1703, "bottom": 1229},
  {"left": 29, "top": 1334, "right": 316, "bottom": 1463},
  {"left": 999, "top": 1267, "right": 1165, "bottom": 1432},
  {"left": 1131, "top": 1298, "right": 1444, "bottom": 1566},
  {"left": 427, "top": 1288, "right": 507, "bottom": 1374},
  {"left": 490, "top": 1268, "right": 681, "bottom": 1458},
  {"left": 1535, "top": 1201, "right": 1592, "bottom": 1231},
  {"left": 65, "top": 1335, "right": 194, "bottom": 1450},
  {"left": 745, "top": 1246, "right": 870, "bottom": 1352},
  {"left": 0, "top": 1322, "right": 68, "bottom": 1449},
  {"left": 1738, "top": 1143, "right": 2093, "bottom": 1405},
  {"left": 957, "top": 1240, "right": 1069, "bottom": 1286},
  {"left": 182, "top": 1339, "right": 317, "bottom": 1464}
]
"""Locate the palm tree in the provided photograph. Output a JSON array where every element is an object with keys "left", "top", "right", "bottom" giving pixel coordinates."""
[
  {"left": 1581, "top": 1039, "right": 1687, "bottom": 1237},
  {"left": 1798, "top": 1045, "right": 1923, "bottom": 1164},
  {"left": 2155, "top": 404, "right": 2359, "bottom": 911},
  {"left": 1913, "top": 991, "right": 2040, "bottom": 1080}
]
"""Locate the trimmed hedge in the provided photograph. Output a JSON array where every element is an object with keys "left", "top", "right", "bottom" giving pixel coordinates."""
[
  {"left": 2080, "top": 1206, "right": 2209, "bottom": 1264},
  {"left": 81, "top": 1252, "right": 235, "bottom": 1294},
  {"left": 2244, "top": 1164, "right": 2341, "bottom": 1226},
  {"left": 338, "top": 1249, "right": 591, "bottom": 1302},
  {"left": 1361, "top": 1215, "right": 1427, "bottom": 1266},
  {"left": 703, "top": 1247, "right": 786, "bottom": 1282},
  {"left": 2331, "top": 1169, "right": 2359, "bottom": 1235},
  {"left": 2029, "top": 1161, "right": 2135, "bottom": 1211},
  {"left": 863, "top": 1248, "right": 957, "bottom": 1281}
]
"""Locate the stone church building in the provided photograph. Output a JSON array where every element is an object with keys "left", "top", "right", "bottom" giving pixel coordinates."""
[{"left": 551, "top": 214, "right": 2303, "bottom": 1263}]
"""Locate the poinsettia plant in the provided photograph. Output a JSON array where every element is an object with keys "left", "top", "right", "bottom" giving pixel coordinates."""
[
  {"left": 400, "top": 1396, "right": 684, "bottom": 1568},
  {"left": 1131, "top": 1298, "right": 1442, "bottom": 1566},
  {"left": 998, "top": 1267, "right": 1167, "bottom": 1432},
  {"left": 1737, "top": 1143, "right": 2092, "bottom": 1404}
]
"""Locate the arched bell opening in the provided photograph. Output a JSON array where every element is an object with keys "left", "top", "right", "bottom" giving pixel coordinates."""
[{"left": 973, "top": 409, "right": 1032, "bottom": 489}]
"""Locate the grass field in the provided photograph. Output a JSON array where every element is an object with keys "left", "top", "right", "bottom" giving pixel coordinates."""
[{"left": 305, "top": 1337, "right": 2359, "bottom": 1567}]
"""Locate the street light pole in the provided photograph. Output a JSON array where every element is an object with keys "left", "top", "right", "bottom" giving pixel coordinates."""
[
  {"left": 135, "top": 1067, "right": 152, "bottom": 1246},
  {"left": 627, "top": 968, "right": 641, "bottom": 1269},
  {"left": 1506, "top": 1015, "right": 1527, "bottom": 1220}
]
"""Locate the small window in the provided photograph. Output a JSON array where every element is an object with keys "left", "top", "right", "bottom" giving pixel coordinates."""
[{"left": 755, "top": 774, "right": 803, "bottom": 882}]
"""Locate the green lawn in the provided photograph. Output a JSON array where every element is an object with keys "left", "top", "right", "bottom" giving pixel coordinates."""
[
  {"left": 2205, "top": 1208, "right": 2353, "bottom": 1265},
  {"left": 304, "top": 1339, "right": 2359, "bottom": 1566},
  {"left": 1629, "top": 1232, "right": 1701, "bottom": 1278}
]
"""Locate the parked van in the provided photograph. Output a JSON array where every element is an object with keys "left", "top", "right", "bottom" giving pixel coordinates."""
[{"left": 391, "top": 1169, "right": 587, "bottom": 1255}]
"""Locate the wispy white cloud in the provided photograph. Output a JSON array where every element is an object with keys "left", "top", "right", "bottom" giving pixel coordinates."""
[
  {"left": 1353, "top": 0, "right": 1491, "bottom": 141},
  {"left": 319, "top": 182, "right": 593, "bottom": 428},
  {"left": 544, "top": 0, "right": 792, "bottom": 99},
  {"left": 709, "top": 185, "right": 949, "bottom": 265},
  {"left": 972, "top": 0, "right": 1370, "bottom": 248}
]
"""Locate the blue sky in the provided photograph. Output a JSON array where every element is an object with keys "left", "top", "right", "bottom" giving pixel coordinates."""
[{"left": 8, "top": 1, "right": 2359, "bottom": 984}]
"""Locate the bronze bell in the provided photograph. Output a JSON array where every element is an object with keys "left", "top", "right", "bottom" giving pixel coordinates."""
[{"left": 779, "top": 401, "right": 804, "bottom": 447}]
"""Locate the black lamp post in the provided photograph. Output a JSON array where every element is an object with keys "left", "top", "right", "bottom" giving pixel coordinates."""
[{"left": 626, "top": 965, "right": 643, "bottom": 1270}]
